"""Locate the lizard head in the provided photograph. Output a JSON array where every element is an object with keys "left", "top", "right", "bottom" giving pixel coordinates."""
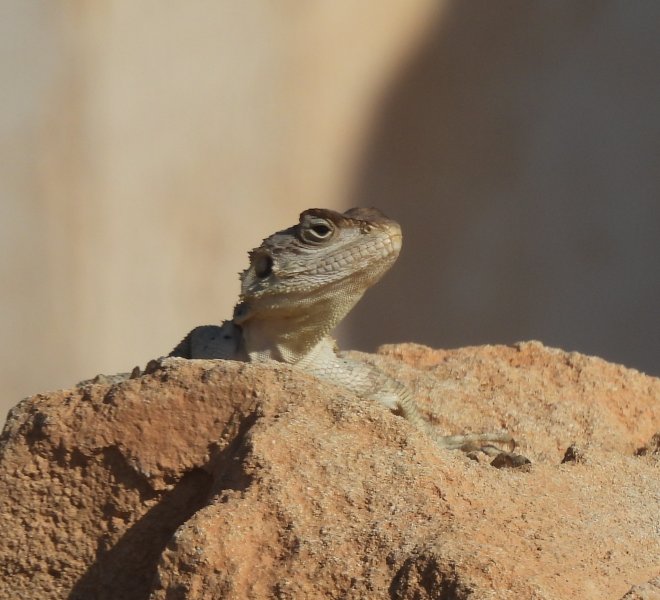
[{"left": 234, "top": 207, "right": 402, "bottom": 334}]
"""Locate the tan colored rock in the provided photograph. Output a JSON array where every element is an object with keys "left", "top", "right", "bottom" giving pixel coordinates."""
[{"left": 0, "top": 342, "right": 658, "bottom": 599}]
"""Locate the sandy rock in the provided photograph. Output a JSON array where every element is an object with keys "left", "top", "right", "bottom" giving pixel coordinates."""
[{"left": 0, "top": 342, "right": 658, "bottom": 599}]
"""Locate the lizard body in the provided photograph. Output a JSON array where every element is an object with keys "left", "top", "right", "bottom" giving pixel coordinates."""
[{"left": 172, "top": 207, "right": 525, "bottom": 462}]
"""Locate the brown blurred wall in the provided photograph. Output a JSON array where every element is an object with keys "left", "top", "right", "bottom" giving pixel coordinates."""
[
  {"left": 2, "top": 2, "right": 659, "bottom": 425},
  {"left": 345, "top": 2, "right": 660, "bottom": 378}
]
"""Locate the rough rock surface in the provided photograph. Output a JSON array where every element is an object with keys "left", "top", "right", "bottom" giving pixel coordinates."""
[{"left": 0, "top": 341, "right": 658, "bottom": 599}]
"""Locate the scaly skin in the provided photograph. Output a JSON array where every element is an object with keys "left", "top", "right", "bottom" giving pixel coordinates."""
[{"left": 171, "top": 208, "right": 528, "bottom": 465}]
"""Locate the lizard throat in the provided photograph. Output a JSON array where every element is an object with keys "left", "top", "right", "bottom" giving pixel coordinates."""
[{"left": 237, "top": 287, "right": 366, "bottom": 364}]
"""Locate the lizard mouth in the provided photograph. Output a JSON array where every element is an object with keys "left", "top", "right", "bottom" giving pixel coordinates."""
[
  {"left": 380, "top": 228, "right": 402, "bottom": 260},
  {"left": 389, "top": 231, "right": 403, "bottom": 253}
]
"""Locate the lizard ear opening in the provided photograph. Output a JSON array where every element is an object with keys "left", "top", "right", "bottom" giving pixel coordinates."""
[{"left": 253, "top": 253, "right": 273, "bottom": 278}]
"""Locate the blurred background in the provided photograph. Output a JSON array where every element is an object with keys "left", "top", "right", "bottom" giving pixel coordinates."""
[{"left": 2, "top": 1, "right": 659, "bottom": 424}]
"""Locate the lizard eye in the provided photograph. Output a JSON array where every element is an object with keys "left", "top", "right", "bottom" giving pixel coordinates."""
[
  {"left": 301, "top": 219, "right": 334, "bottom": 244},
  {"left": 253, "top": 253, "right": 273, "bottom": 278}
]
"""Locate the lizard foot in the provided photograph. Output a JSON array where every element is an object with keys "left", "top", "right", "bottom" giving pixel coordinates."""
[{"left": 434, "top": 432, "right": 531, "bottom": 468}]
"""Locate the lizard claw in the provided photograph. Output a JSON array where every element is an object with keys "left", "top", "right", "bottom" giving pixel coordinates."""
[{"left": 435, "top": 432, "right": 531, "bottom": 468}]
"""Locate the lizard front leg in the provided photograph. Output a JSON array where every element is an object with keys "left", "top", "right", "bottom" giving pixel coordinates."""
[
  {"left": 304, "top": 341, "right": 529, "bottom": 467},
  {"left": 370, "top": 378, "right": 530, "bottom": 467}
]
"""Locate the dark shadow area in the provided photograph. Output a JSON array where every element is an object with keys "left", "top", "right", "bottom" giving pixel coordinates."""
[
  {"left": 68, "top": 466, "right": 212, "bottom": 600},
  {"left": 388, "top": 549, "right": 472, "bottom": 600},
  {"left": 205, "top": 409, "right": 258, "bottom": 498},
  {"left": 343, "top": 1, "right": 660, "bottom": 375},
  {"left": 67, "top": 409, "right": 258, "bottom": 600}
]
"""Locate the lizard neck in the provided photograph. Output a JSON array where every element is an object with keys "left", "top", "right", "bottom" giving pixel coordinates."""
[{"left": 236, "top": 285, "right": 366, "bottom": 364}]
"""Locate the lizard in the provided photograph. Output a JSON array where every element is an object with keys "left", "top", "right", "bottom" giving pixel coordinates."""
[{"left": 170, "top": 207, "right": 528, "bottom": 466}]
